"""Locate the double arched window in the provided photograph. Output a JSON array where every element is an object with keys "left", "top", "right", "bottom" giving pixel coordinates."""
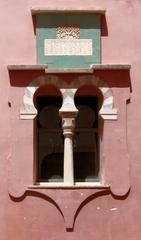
[{"left": 35, "top": 86, "right": 100, "bottom": 185}]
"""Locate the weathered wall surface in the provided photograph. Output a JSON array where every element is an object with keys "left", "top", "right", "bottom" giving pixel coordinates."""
[{"left": 0, "top": 0, "right": 141, "bottom": 239}]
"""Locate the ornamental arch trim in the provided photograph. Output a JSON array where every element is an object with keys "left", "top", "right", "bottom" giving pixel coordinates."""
[{"left": 21, "top": 75, "right": 117, "bottom": 120}]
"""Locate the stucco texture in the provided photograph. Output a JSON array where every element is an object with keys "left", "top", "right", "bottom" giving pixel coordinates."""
[{"left": 0, "top": 0, "right": 141, "bottom": 240}]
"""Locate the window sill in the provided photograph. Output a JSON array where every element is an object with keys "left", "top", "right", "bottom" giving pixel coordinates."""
[{"left": 28, "top": 182, "right": 110, "bottom": 189}]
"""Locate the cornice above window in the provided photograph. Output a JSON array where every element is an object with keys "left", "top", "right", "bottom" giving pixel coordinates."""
[
  {"left": 7, "top": 64, "right": 131, "bottom": 73},
  {"left": 31, "top": 7, "right": 106, "bottom": 15}
]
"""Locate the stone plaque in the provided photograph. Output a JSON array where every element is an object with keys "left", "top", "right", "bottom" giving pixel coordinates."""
[{"left": 44, "top": 39, "right": 93, "bottom": 56}]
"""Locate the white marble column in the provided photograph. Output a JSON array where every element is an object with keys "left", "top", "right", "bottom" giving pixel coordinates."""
[
  {"left": 59, "top": 89, "right": 78, "bottom": 186},
  {"left": 62, "top": 117, "right": 75, "bottom": 185}
]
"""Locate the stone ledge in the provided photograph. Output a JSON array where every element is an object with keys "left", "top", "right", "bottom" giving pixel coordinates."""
[
  {"left": 31, "top": 7, "right": 106, "bottom": 14},
  {"left": 7, "top": 64, "right": 48, "bottom": 70},
  {"left": 8, "top": 65, "right": 93, "bottom": 73},
  {"left": 28, "top": 182, "right": 110, "bottom": 189},
  {"left": 7, "top": 64, "right": 131, "bottom": 73},
  {"left": 91, "top": 64, "right": 131, "bottom": 70}
]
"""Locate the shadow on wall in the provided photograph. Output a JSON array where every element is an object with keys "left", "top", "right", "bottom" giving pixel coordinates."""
[{"left": 8, "top": 69, "right": 132, "bottom": 92}]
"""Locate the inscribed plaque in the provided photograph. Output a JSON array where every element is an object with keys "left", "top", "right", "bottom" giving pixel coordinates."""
[{"left": 44, "top": 39, "right": 93, "bottom": 56}]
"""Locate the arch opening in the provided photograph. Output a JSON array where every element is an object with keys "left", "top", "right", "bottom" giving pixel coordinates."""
[
  {"left": 73, "top": 85, "right": 102, "bottom": 182},
  {"left": 34, "top": 85, "right": 64, "bottom": 183}
]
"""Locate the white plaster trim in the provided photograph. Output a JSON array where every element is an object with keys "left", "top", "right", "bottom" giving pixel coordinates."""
[
  {"left": 21, "top": 75, "right": 117, "bottom": 120},
  {"left": 101, "top": 115, "right": 117, "bottom": 120},
  {"left": 23, "top": 86, "right": 37, "bottom": 113},
  {"left": 100, "top": 108, "right": 118, "bottom": 120},
  {"left": 22, "top": 75, "right": 114, "bottom": 112},
  {"left": 20, "top": 111, "right": 37, "bottom": 120},
  {"left": 60, "top": 89, "right": 78, "bottom": 113}
]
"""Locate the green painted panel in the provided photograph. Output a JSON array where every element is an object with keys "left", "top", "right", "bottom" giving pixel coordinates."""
[{"left": 36, "top": 14, "right": 101, "bottom": 68}]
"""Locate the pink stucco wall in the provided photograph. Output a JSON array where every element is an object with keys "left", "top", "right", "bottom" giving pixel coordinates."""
[{"left": 1, "top": 0, "right": 141, "bottom": 239}]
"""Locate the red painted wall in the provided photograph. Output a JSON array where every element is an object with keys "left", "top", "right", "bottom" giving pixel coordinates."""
[{"left": 0, "top": 1, "right": 141, "bottom": 239}]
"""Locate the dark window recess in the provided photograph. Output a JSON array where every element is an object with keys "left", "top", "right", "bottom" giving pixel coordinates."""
[
  {"left": 36, "top": 96, "right": 63, "bottom": 182},
  {"left": 74, "top": 96, "right": 99, "bottom": 182}
]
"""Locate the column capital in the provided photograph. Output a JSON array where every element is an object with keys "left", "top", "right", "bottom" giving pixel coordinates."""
[
  {"left": 62, "top": 118, "right": 75, "bottom": 136},
  {"left": 59, "top": 102, "right": 78, "bottom": 134}
]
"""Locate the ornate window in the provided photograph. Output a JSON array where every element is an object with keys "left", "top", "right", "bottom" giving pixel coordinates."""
[
  {"left": 9, "top": 71, "right": 133, "bottom": 198},
  {"left": 29, "top": 80, "right": 105, "bottom": 186},
  {"left": 34, "top": 92, "right": 100, "bottom": 186},
  {"left": 18, "top": 74, "right": 118, "bottom": 187}
]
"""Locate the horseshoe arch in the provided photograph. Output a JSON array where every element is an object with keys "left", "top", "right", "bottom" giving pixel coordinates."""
[{"left": 21, "top": 75, "right": 117, "bottom": 120}]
